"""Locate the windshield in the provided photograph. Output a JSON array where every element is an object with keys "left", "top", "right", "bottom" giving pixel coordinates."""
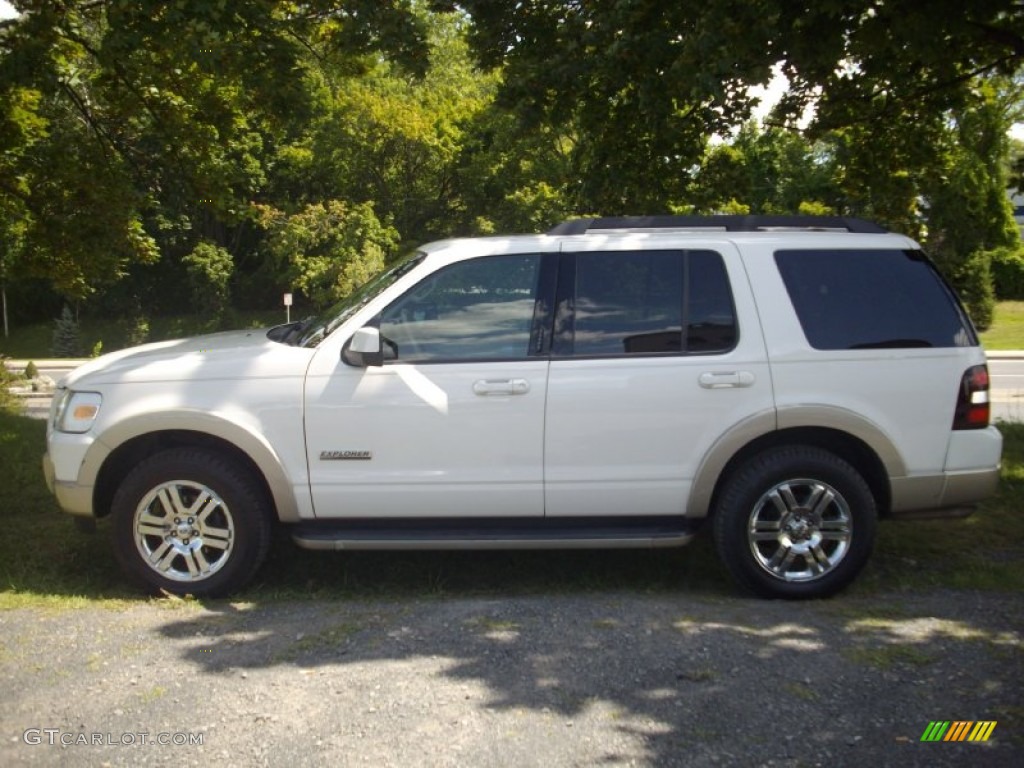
[{"left": 281, "top": 252, "right": 426, "bottom": 348}]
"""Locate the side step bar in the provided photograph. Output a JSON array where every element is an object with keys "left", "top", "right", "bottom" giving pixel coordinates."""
[{"left": 291, "top": 516, "right": 700, "bottom": 552}]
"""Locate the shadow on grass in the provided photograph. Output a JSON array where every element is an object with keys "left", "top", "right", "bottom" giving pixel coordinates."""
[{"left": 2, "top": 509, "right": 736, "bottom": 605}]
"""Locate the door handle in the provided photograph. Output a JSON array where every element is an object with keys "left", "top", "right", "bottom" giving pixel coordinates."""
[
  {"left": 473, "top": 378, "right": 531, "bottom": 396},
  {"left": 698, "top": 371, "right": 755, "bottom": 389}
]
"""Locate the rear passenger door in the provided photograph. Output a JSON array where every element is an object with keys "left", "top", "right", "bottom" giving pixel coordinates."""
[{"left": 544, "top": 242, "right": 775, "bottom": 517}]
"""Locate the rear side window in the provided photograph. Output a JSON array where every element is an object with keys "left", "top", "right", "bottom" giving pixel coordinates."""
[
  {"left": 561, "top": 249, "right": 737, "bottom": 356},
  {"left": 774, "top": 249, "right": 976, "bottom": 350}
]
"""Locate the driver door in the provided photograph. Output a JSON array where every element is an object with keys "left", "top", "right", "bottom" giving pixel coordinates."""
[{"left": 304, "top": 252, "right": 553, "bottom": 519}]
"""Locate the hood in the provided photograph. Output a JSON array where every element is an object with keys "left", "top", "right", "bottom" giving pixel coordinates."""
[{"left": 63, "top": 328, "right": 312, "bottom": 387}]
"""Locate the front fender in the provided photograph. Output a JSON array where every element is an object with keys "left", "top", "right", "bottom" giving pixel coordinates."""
[{"left": 82, "top": 410, "right": 304, "bottom": 523}]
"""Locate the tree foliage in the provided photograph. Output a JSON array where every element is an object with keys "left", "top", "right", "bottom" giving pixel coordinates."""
[
  {"left": 440, "top": 1, "right": 1024, "bottom": 212},
  {"left": 258, "top": 200, "right": 398, "bottom": 309},
  {"left": 182, "top": 240, "right": 233, "bottom": 319},
  {"left": 1, "top": 1, "right": 1022, "bottom": 336},
  {"left": 0, "top": 0, "right": 429, "bottom": 305}
]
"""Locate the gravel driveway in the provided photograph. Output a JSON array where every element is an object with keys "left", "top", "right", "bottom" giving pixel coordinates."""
[{"left": 1, "top": 589, "right": 1020, "bottom": 767}]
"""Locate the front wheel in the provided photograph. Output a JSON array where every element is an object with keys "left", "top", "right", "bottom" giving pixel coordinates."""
[
  {"left": 111, "top": 448, "right": 273, "bottom": 597},
  {"left": 712, "top": 446, "right": 877, "bottom": 599}
]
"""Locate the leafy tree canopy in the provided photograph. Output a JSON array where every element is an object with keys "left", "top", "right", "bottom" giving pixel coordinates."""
[
  {"left": 2, "top": 1, "right": 1023, "bottom": 335},
  {"left": 438, "top": 1, "right": 1024, "bottom": 212},
  {"left": 0, "top": 0, "right": 430, "bottom": 299}
]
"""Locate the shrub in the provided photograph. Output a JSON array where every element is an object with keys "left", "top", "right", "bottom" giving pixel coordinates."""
[
  {"left": 23, "top": 361, "right": 38, "bottom": 379},
  {"left": 951, "top": 249, "right": 995, "bottom": 331},
  {"left": 124, "top": 314, "right": 150, "bottom": 347},
  {"left": 989, "top": 245, "right": 1024, "bottom": 300},
  {"left": 183, "top": 241, "right": 233, "bottom": 321},
  {"left": 0, "top": 356, "right": 22, "bottom": 413}
]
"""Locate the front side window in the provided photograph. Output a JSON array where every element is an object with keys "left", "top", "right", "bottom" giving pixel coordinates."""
[
  {"left": 378, "top": 254, "right": 542, "bottom": 362},
  {"left": 774, "top": 249, "right": 976, "bottom": 350},
  {"left": 559, "top": 250, "right": 736, "bottom": 356}
]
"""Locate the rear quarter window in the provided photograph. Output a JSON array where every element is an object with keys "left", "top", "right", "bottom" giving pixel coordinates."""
[{"left": 774, "top": 249, "right": 976, "bottom": 350}]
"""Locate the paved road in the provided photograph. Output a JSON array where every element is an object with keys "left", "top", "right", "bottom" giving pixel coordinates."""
[{"left": 989, "top": 356, "right": 1024, "bottom": 423}]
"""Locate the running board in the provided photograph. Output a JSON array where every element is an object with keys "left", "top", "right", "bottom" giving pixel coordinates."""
[{"left": 291, "top": 516, "right": 699, "bottom": 552}]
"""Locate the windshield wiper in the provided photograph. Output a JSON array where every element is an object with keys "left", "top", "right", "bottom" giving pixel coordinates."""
[{"left": 266, "top": 317, "right": 316, "bottom": 346}]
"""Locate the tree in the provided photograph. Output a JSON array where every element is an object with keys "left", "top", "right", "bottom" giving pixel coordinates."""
[
  {"left": 267, "top": 9, "right": 495, "bottom": 246},
  {"left": 51, "top": 305, "right": 82, "bottom": 357},
  {"left": 258, "top": 200, "right": 399, "bottom": 309},
  {"left": 446, "top": 94, "right": 580, "bottom": 234},
  {"left": 0, "top": 1, "right": 431, "bottom": 302},
  {"left": 182, "top": 241, "right": 234, "bottom": 321},
  {"left": 1, "top": 84, "right": 48, "bottom": 329},
  {"left": 447, "top": 2, "right": 1024, "bottom": 329},
  {"left": 921, "top": 80, "right": 1020, "bottom": 328},
  {"left": 442, "top": 1, "right": 1024, "bottom": 215}
]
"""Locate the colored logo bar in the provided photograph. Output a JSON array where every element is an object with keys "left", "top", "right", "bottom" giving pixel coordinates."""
[{"left": 920, "top": 721, "right": 997, "bottom": 742}]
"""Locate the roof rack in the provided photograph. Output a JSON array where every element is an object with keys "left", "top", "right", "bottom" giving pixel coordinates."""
[{"left": 547, "top": 215, "right": 888, "bottom": 235}]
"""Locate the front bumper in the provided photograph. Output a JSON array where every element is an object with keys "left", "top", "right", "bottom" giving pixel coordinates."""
[
  {"left": 42, "top": 452, "right": 55, "bottom": 494},
  {"left": 42, "top": 451, "right": 95, "bottom": 518}
]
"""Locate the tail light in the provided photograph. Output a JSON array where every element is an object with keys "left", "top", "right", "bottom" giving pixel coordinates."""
[{"left": 953, "top": 365, "right": 990, "bottom": 430}]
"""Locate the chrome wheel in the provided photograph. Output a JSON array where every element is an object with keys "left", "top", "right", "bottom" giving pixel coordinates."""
[
  {"left": 133, "top": 480, "right": 235, "bottom": 583},
  {"left": 747, "top": 478, "right": 852, "bottom": 583},
  {"left": 713, "top": 446, "right": 875, "bottom": 599}
]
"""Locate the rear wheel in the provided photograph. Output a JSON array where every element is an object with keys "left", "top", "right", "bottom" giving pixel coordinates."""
[
  {"left": 111, "top": 448, "right": 272, "bottom": 597},
  {"left": 712, "top": 446, "right": 876, "bottom": 599}
]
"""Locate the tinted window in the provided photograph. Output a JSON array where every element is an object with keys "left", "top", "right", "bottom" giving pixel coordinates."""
[
  {"left": 566, "top": 250, "right": 736, "bottom": 356},
  {"left": 379, "top": 254, "right": 541, "bottom": 362},
  {"left": 774, "top": 249, "right": 975, "bottom": 350},
  {"left": 687, "top": 251, "right": 738, "bottom": 353}
]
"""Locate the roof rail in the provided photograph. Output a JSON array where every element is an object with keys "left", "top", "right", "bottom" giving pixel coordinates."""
[{"left": 547, "top": 215, "right": 888, "bottom": 235}]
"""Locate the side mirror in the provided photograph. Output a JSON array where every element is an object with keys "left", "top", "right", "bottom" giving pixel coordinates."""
[{"left": 342, "top": 326, "right": 384, "bottom": 367}]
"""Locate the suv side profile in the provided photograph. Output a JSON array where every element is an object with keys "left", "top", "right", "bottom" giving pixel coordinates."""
[{"left": 43, "top": 215, "right": 1003, "bottom": 599}]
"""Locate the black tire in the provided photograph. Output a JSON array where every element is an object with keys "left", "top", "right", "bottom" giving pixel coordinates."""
[
  {"left": 111, "top": 448, "right": 273, "bottom": 597},
  {"left": 712, "top": 446, "right": 877, "bottom": 599}
]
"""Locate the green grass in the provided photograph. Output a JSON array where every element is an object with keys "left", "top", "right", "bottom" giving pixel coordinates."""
[
  {"left": 856, "top": 420, "right": 1024, "bottom": 594},
  {"left": 0, "top": 412, "right": 136, "bottom": 608},
  {"left": 1, "top": 406, "right": 1021, "bottom": 609},
  {"left": 979, "top": 301, "right": 1024, "bottom": 350},
  {"left": 0, "top": 309, "right": 287, "bottom": 359}
]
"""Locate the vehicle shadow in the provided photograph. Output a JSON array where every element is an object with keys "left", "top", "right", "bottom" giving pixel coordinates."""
[{"left": 151, "top": 583, "right": 1023, "bottom": 767}]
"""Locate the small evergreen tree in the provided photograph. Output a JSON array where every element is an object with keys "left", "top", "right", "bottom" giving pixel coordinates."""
[{"left": 52, "top": 305, "right": 82, "bottom": 357}]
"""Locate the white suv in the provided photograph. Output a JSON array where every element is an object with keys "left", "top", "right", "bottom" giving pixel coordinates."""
[{"left": 43, "top": 215, "right": 1003, "bottom": 599}]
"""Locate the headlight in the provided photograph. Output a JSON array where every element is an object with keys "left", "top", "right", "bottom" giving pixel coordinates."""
[{"left": 55, "top": 391, "right": 102, "bottom": 433}]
